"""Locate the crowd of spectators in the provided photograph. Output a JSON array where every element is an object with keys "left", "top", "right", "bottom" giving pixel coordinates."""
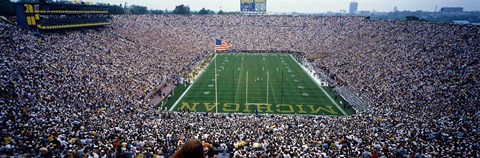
[{"left": 1, "top": 14, "right": 479, "bottom": 157}]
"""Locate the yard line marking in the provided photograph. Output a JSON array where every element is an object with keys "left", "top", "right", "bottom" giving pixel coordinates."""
[
  {"left": 234, "top": 54, "right": 246, "bottom": 103},
  {"left": 268, "top": 55, "right": 278, "bottom": 103},
  {"left": 288, "top": 54, "right": 347, "bottom": 116}
]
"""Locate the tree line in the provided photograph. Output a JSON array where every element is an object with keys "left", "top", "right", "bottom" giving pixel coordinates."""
[
  {"left": 102, "top": 4, "right": 235, "bottom": 15},
  {"left": 0, "top": 0, "right": 236, "bottom": 16}
]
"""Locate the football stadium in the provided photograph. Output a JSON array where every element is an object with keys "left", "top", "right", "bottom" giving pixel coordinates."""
[{"left": 1, "top": 0, "right": 479, "bottom": 157}]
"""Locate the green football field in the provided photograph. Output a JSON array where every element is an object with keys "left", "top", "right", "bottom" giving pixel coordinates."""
[{"left": 167, "top": 53, "right": 354, "bottom": 115}]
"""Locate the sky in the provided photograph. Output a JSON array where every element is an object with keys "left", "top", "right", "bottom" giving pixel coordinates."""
[{"left": 86, "top": 0, "right": 480, "bottom": 13}]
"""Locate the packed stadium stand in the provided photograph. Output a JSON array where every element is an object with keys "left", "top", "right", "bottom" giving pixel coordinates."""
[{"left": 1, "top": 15, "right": 479, "bottom": 157}]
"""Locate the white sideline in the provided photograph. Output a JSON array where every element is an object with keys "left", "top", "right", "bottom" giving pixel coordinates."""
[
  {"left": 169, "top": 54, "right": 218, "bottom": 111},
  {"left": 288, "top": 54, "right": 347, "bottom": 116}
]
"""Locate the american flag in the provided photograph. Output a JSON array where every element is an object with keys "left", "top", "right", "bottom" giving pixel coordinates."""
[{"left": 215, "top": 39, "right": 231, "bottom": 52}]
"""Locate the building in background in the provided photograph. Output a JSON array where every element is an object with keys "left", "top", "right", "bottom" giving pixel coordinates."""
[
  {"left": 349, "top": 1, "right": 358, "bottom": 15},
  {"left": 440, "top": 7, "right": 463, "bottom": 13}
]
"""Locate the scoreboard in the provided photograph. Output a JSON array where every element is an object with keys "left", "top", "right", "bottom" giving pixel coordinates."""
[
  {"left": 15, "top": 2, "right": 111, "bottom": 30},
  {"left": 241, "top": 0, "right": 266, "bottom": 14}
]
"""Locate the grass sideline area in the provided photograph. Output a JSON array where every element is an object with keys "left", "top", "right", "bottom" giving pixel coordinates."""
[
  {"left": 165, "top": 53, "right": 354, "bottom": 116},
  {"left": 159, "top": 83, "right": 189, "bottom": 110}
]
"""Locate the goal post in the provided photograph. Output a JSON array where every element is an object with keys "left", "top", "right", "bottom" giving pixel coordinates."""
[
  {"left": 245, "top": 71, "right": 248, "bottom": 106},
  {"left": 266, "top": 71, "right": 269, "bottom": 105}
]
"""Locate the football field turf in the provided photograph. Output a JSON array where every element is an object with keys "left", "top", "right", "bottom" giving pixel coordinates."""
[{"left": 167, "top": 53, "right": 353, "bottom": 116}]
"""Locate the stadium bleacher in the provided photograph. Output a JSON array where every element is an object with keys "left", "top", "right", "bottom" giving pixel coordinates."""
[
  {"left": 1, "top": 15, "right": 479, "bottom": 157},
  {"left": 334, "top": 86, "right": 371, "bottom": 112}
]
